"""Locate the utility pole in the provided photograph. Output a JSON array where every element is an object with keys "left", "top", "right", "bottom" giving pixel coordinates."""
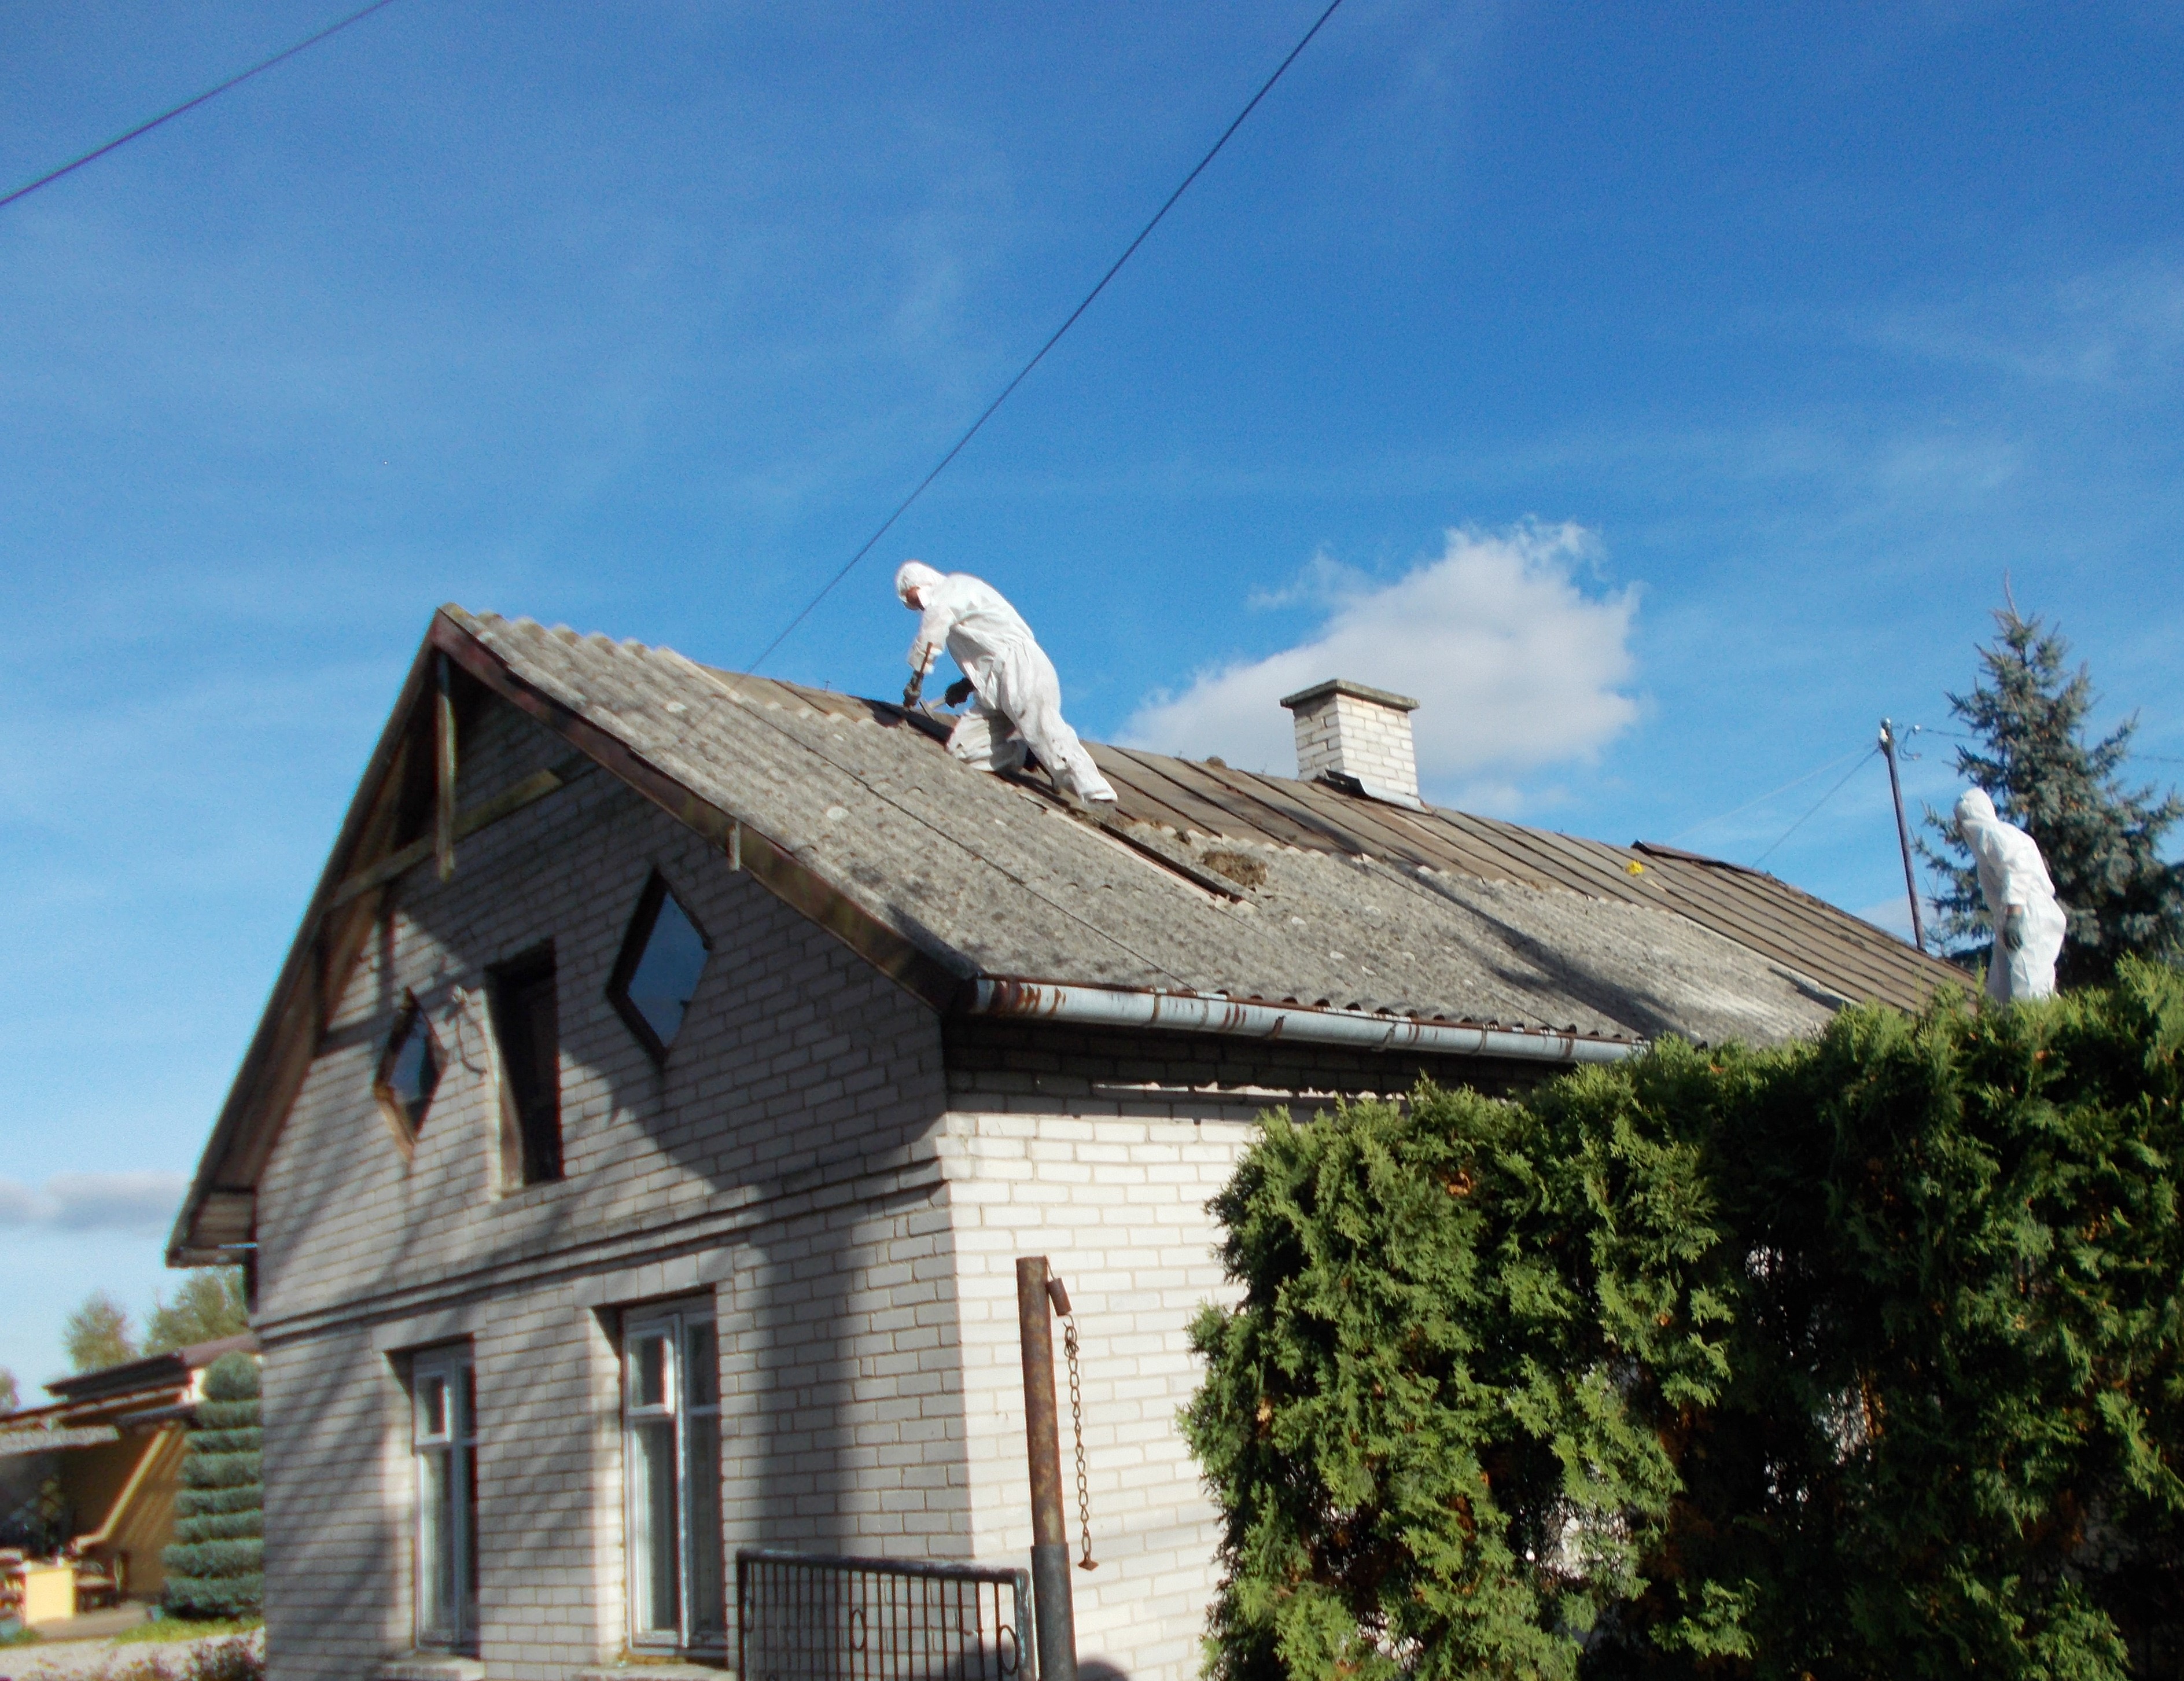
[
  {"left": 1879, "top": 719, "right": 1926, "bottom": 953},
  {"left": 1018, "top": 1256, "right": 1076, "bottom": 1681}
]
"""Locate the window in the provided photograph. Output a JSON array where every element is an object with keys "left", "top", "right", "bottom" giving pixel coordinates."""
[
  {"left": 622, "top": 1304, "right": 724, "bottom": 1653},
  {"left": 411, "top": 1345, "right": 478, "bottom": 1651},
  {"left": 488, "top": 945, "right": 561, "bottom": 1185},
  {"left": 374, "top": 995, "right": 443, "bottom": 1154},
  {"left": 607, "top": 873, "right": 712, "bottom": 1061}
]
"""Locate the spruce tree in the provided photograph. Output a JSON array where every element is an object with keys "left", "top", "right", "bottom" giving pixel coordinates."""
[
  {"left": 163, "top": 1352, "right": 263, "bottom": 1620},
  {"left": 1920, "top": 602, "right": 2183, "bottom": 986}
]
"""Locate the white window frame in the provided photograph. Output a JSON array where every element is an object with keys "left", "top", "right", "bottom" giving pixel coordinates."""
[
  {"left": 621, "top": 1302, "right": 725, "bottom": 1654},
  {"left": 410, "top": 1344, "right": 479, "bottom": 1651}
]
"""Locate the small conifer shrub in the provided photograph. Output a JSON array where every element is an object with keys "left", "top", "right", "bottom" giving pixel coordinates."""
[{"left": 163, "top": 1352, "right": 263, "bottom": 1620}]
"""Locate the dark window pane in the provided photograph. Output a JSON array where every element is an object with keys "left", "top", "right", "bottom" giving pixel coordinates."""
[
  {"left": 627, "top": 893, "right": 709, "bottom": 1050},
  {"left": 608, "top": 875, "right": 712, "bottom": 1060},
  {"left": 632, "top": 1418, "right": 681, "bottom": 1634},
  {"left": 684, "top": 1410, "right": 725, "bottom": 1640},
  {"left": 489, "top": 947, "right": 562, "bottom": 1184},
  {"left": 684, "top": 1322, "right": 717, "bottom": 1408},
  {"left": 632, "top": 1334, "right": 670, "bottom": 1410},
  {"left": 378, "top": 1001, "right": 441, "bottom": 1139}
]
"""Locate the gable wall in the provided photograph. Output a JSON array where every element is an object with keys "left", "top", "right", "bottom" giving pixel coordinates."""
[{"left": 251, "top": 698, "right": 967, "bottom": 1681}]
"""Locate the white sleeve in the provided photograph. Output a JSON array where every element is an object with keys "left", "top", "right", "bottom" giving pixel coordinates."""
[{"left": 908, "top": 597, "right": 958, "bottom": 673}]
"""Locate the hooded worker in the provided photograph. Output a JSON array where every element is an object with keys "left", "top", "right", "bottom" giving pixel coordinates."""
[
  {"left": 1953, "top": 787, "right": 2067, "bottom": 1004},
  {"left": 896, "top": 560, "right": 1117, "bottom": 805}
]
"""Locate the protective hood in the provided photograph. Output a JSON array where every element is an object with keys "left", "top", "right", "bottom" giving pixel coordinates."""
[
  {"left": 1954, "top": 787, "right": 1999, "bottom": 832},
  {"left": 896, "top": 560, "right": 944, "bottom": 604}
]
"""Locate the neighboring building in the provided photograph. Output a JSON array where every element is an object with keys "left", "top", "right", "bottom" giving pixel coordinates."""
[
  {"left": 0, "top": 1334, "right": 257, "bottom": 1614},
  {"left": 167, "top": 608, "right": 1958, "bottom": 1681}
]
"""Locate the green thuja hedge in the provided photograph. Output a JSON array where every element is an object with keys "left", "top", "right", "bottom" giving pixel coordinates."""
[
  {"left": 164, "top": 1352, "right": 264, "bottom": 1619},
  {"left": 1185, "top": 961, "right": 2184, "bottom": 1680}
]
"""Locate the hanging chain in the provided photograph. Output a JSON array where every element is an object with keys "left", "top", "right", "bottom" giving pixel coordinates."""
[{"left": 1062, "top": 1312, "right": 1097, "bottom": 1570}]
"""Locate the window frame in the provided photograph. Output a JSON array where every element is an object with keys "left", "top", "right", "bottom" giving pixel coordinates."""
[
  {"left": 373, "top": 991, "right": 444, "bottom": 1158},
  {"left": 605, "top": 870, "right": 713, "bottom": 1064},
  {"left": 621, "top": 1301, "right": 725, "bottom": 1656},
  {"left": 486, "top": 943, "right": 562, "bottom": 1186},
  {"left": 409, "top": 1343, "right": 480, "bottom": 1653}
]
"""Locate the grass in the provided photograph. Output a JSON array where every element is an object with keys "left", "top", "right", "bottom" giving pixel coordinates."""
[{"left": 111, "top": 1616, "right": 262, "bottom": 1646}]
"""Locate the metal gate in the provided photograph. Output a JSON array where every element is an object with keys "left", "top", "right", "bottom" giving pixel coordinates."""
[{"left": 736, "top": 1550, "right": 1032, "bottom": 1681}]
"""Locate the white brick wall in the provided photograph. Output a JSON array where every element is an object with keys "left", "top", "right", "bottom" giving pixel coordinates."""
[
  {"left": 938, "top": 1110, "right": 1255, "bottom": 1681},
  {"left": 250, "top": 697, "right": 1265, "bottom": 1681}
]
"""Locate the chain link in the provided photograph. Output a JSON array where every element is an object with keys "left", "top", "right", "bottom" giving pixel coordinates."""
[{"left": 1062, "top": 1314, "right": 1096, "bottom": 1570}]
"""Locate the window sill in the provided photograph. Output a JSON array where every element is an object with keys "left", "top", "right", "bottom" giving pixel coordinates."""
[
  {"left": 380, "top": 1657, "right": 484, "bottom": 1681},
  {"left": 575, "top": 1663, "right": 732, "bottom": 1679}
]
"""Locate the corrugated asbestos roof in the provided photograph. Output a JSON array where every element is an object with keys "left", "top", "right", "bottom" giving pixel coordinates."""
[{"left": 452, "top": 608, "right": 1962, "bottom": 1048}]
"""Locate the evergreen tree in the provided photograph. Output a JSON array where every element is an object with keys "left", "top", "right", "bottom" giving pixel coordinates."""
[
  {"left": 62, "top": 1291, "right": 137, "bottom": 1372},
  {"left": 1920, "top": 602, "right": 2184, "bottom": 986},
  {"left": 0, "top": 1369, "right": 17, "bottom": 1414},
  {"left": 163, "top": 1352, "right": 263, "bottom": 1620},
  {"left": 144, "top": 1270, "right": 249, "bottom": 1356},
  {"left": 1188, "top": 966, "right": 2184, "bottom": 1679}
]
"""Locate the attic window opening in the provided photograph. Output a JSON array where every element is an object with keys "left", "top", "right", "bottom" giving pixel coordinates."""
[
  {"left": 488, "top": 944, "right": 562, "bottom": 1185},
  {"left": 375, "top": 995, "right": 442, "bottom": 1154},
  {"left": 608, "top": 872, "right": 712, "bottom": 1062}
]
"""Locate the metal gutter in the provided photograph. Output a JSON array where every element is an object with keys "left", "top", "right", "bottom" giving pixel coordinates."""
[{"left": 966, "top": 979, "right": 1641, "bottom": 1065}]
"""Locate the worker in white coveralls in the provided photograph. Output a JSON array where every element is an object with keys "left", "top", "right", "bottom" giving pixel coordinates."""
[
  {"left": 896, "top": 560, "right": 1117, "bottom": 805},
  {"left": 1954, "top": 787, "right": 2067, "bottom": 1004}
]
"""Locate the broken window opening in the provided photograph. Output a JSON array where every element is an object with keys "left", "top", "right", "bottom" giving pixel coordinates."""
[{"left": 488, "top": 944, "right": 562, "bottom": 1185}]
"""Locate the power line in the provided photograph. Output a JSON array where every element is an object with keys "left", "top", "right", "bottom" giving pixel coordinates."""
[
  {"left": 742, "top": 0, "right": 1350, "bottom": 675},
  {"left": 1665, "top": 742, "right": 1874, "bottom": 844},
  {"left": 1751, "top": 747, "right": 1879, "bottom": 866},
  {"left": 0, "top": 0, "right": 403, "bottom": 212}
]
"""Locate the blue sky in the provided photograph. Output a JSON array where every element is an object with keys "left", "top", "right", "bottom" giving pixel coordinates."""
[{"left": 4, "top": 0, "right": 2182, "bottom": 1392}]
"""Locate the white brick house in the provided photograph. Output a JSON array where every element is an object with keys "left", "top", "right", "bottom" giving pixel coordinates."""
[{"left": 168, "top": 608, "right": 1957, "bottom": 1681}]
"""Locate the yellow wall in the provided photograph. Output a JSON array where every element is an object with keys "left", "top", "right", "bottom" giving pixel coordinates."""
[{"left": 64, "top": 1425, "right": 187, "bottom": 1599}]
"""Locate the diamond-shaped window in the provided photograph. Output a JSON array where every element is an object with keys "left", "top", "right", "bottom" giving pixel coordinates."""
[
  {"left": 375, "top": 995, "right": 443, "bottom": 1153},
  {"left": 608, "top": 871, "right": 712, "bottom": 1061}
]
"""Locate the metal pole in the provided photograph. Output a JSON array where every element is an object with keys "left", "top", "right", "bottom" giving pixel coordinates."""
[
  {"left": 1017, "top": 1256, "right": 1075, "bottom": 1681},
  {"left": 1880, "top": 719, "right": 1926, "bottom": 952}
]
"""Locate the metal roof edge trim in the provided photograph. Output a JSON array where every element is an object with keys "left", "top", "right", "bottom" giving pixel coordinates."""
[{"left": 964, "top": 979, "right": 1642, "bottom": 1066}]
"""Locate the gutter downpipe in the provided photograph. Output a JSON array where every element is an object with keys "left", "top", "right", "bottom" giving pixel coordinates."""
[{"left": 966, "top": 980, "right": 1641, "bottom": 1065}]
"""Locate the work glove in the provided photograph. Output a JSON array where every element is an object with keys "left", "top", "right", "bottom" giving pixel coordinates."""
[
  {"left": 902, "top": 672, "right": 924, "bottom": 708},
  {"left": 944, "top": 677, "right": 975, "bottom": 708},
  {"left": 2003, "top": 906, "right": 2025, "bottom": 951}
]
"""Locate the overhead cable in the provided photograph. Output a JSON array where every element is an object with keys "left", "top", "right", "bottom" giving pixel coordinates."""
[
  {"left": 0, "top": 0, "right": 404, "bottom": 212},
  {"left": 1665, "top": 742, "right": 1876, "bottom": 844},
  {"left": 742, "top": 0, "right": 1350, "bottom": 675},
  {"left": 1751, "top": 748, "right": 1879, "bottom": 866}
]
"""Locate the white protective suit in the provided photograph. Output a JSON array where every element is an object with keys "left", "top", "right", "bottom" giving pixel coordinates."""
[
  {"left": 896, "top": 561, "right": 1117, "bottom": 804},
  {"left": 1954, "top": 788, "right": 2067, "bottom": 1004}
]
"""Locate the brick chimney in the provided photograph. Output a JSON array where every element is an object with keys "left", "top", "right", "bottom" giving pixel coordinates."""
[{"left": 1279, "top": 679, "right": 1422, "bottom": 806}]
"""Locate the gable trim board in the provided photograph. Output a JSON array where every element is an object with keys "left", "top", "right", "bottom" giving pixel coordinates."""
[{"left": 170, "top": 606, "right": 1965, "bottom": 1266}]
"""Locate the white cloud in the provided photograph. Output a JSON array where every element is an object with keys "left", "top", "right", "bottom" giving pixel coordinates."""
[
  {"left": 1121, "top": 523, "right": 1641, "bottom": 797},
  {"left": 0, "top": 1171, "right": 186, "bottom": 1233}
]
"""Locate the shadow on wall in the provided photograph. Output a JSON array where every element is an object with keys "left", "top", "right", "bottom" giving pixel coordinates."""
[{"left": 255, "top": 733, "right": 969, "bottom": 1667}]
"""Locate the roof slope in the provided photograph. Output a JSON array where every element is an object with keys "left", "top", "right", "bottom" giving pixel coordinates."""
[
  {"left": 168, "top": 606, "right": 1965, "bottom": 1261},
  {"left": 458, "top": 608, "right": 1950, "bottom": 1040}
]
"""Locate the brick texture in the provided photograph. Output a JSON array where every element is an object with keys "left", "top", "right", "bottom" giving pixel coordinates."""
[{"left": 252, "top": 697, "right": 1280, "bottom": 1681}]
